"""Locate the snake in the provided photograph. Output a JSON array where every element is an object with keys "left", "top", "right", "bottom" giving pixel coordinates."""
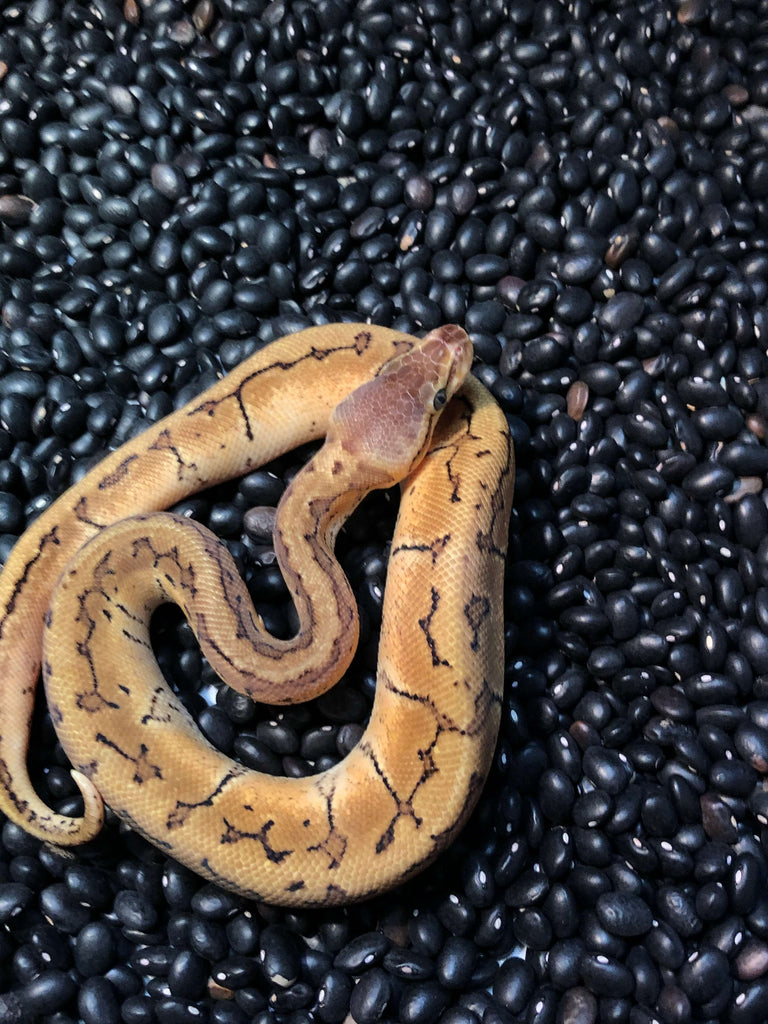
[{"left": 0, "top": 323, "right": 514, "bottom": 906}]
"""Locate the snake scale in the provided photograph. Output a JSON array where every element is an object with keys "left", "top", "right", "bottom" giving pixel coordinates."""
[{"left": 0, "top": 323, "right": 514, "bottom": 905}]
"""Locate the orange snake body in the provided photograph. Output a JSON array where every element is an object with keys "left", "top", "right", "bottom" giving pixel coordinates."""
[{"left": 0, "top": 324, "right": 514, "bottom": 905}]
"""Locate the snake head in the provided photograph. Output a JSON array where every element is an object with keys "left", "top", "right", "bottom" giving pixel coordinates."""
[{"left": 328, "top": 325, "right": 473, "bottom": 488}]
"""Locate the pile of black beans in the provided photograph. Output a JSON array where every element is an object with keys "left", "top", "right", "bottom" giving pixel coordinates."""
[{"left": 1, "top": 0, "right": 768, "bottom": 1021}]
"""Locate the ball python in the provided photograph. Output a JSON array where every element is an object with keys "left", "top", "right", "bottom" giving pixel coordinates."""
[{"left": 0, "top": 323, "right": 514, "bottom": 905}]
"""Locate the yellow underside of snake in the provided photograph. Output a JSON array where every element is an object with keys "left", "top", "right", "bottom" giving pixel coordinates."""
[{"left": 0, "top": 324, "right": 514, "bottom": 906}]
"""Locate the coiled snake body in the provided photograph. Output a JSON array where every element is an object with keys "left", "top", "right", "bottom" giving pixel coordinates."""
[{"left": 0, "top": 324, "right": 514, "bottom": 905}]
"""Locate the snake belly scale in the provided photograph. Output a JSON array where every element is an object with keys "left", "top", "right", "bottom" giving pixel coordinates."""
[{"left": 0, "top": 324, "right": 514, "bottom": 905}]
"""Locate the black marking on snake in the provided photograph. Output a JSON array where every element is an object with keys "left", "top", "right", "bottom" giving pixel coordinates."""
[
  {"left": 141, "top": 685, "right": 185, "bottom": 726},
  {"left": 70, "top": 574, "right": 123, "bottom": 714},
  {"left": 98, "top": 453, "right": 139, "bottom": 489},
  {"left": 48, "top": 698, "right": 64, "bottom": 726},
  {"left": 0, "top": 525, "right": 60, "bottom": 639},
  {"left": 430, "top": 770, "right": 487, "bottom": 846},
  {"left": 121, "top": 627, "right": 151, "bottom": 648},
  {"left": 438, "top": 439, "right": 464, "bottom": 504},
  {"left": 424, "top": 391, "right": 482, "bottom": 504},
  {"left": 418, "top": 587, "right": 451, "bottom": 668},
  {"left": 469, "top": 676, "right": 503, "bottom": 734},
  {"left": 383, "top": 668, "right": 500, "bottom": 761},
  {"left": 354, "top": 329, "right": 373, "bottom": 353},
  {"left": 307, "top": 783, "right": 348, "bottom": 870},
  {"left": 114, "top": 601, "right": 151, "bottom": 641},
  {"left": 191, "top": 518, "right": 298, "bottom": 674},
  {"left": 186, "top": 332, "right": 385, "bottom": 441},
  {"left": 476, "top": 430, "right": 514, "bottom": 560},
  {"left": 116, "top": 806, "right": 174, "bottom": 850},
  {"left": 197, "top": 858, "right": 266, "bottom": 900},
  {"left": 129, "top": 535, "right": 199, "bottom": 597},
  {"left": 73, "top": 495, "right": 108, "bottom": 530},
  {"left": 324, "top": 883, "right": 351, "bottom": 904},
  {"left": 95, "top": 733, "right": 162, "bottom": 785},
  {"left": 172, "top": 515, "right": 308, "bottom": 691},
  {"left": 390, "top": 769, "right": 489, "bottom": 889},
  {"left": 220, "top": 815, "right": 292, "bottom": 864},
  {"left": 300, "top": 492, "right": 361, "bottom": 637},
  {"left": 166, "top": 768, "right": 242, "bottom": 830},
  {"left": 373, "top": 334, "right": 415, "bottom": 372},
  {"left": 148, "top": 429, "right": 203, "bottom": 485},
  {"left": 0, "top": 745, "right": 32, "bottom": 821},
  {"left": 75, "top": 758, "right": 98, "bottom": 780},
  {"left": 67, "top": 550, "right": 152, "bottom": 710},
  {"left": 464, "top": 593, "right": 491, "bottom": 651},
  {"left": 383, "top": 672, "right": 467, "bottom": 736},
  {"left": 391, "top": 534, "right": 451, "bottom": 566},
  {"left": 359, "top": 739, "right": 425, "bottom": 855}
]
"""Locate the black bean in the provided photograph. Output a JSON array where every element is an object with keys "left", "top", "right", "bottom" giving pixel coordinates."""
[
  {"left": 729, "top": 979, "right": 768, "bottom": 1024},
  {"left": 437, "top": 891, "right": 476, "bottom": 935},
  {"left": 74, "top": 921, "right": 117, "bottom": 976},
  {"left": 739, "top": 628, "right": 768, "bottom": 673},
  {"left": 538, "top": 768, "right": 576, "bottom": 822},
  {"left": 381, "top": 946, "right": 433, "bottom": 981},
  {"left": 40, "top": 881, "right": 91, "bottom": 933},
  {"left": 512, "top": 908, "right": 552, "bottom": 949},
  {"left": 525, "top": 211, "right": 564, "bottom": 248},
  {"left": 464, "top": 254, "right": 507, "bottom": 284},
  {"left": 605, "top": 591, "right": 640, "bottom": 641},
  {"left": 683, "top": 462, "right": 736, "bottom": 499},
  {"left": 492, "top": 957, "right": 535, "bottom": 1013},
  {"left": 595, "top": 892, "right": 653, "bottom": 937},
  {"left": 448, "top": 179, "right": 478, "bottom": 216},
  {"left": 721, "top": 441, "right": 768, "bottom": 475},
  {"left": 17, "top": 971, "right": 75, "bottom": 1016},
  {"left": 78, "top": 977, "right": 121, "bottom": 1024},
  {"left": 728, "top": 853, "right": 762, "bottom": 916},
  {"left": 436, "top": 937, "right": 476, "bottom": 989},
  {"left": 656, "top": 885, "right": 702, "bottom": 939},
  {"left": 735, "top": 721, "right": 768, "bottom": 773},
  {"left": 582, "top": 747, "right": 632, "bottom": 795},
  {"left": 579, "top": 953, "right": 634, "bottom": 997},
  {"left": 556, "top": 986, "right": 597, "bottom": 1024},
  {"left": 679, "top": 946, "right": 730, "bottom": 1004},
  {"left": 399, "top": 981, "right": 450, "bottom": 1024},
  {"left": 316, "top": 968, "right": 353, "bottom": 1023},
  {"left": 0, "top": 882, "right": 33, "bottom": 923},
  {"left": 735, "top": 938, "right": 768, "bottom": 982},
  {"left": 349, "top": 967, "right": 391, "bottom": 1022},
  {"left": 334, "top": 932, "right": 389, "bottom": 973},
  {"left": 188, "top": 917, "right": 228, "bottom": 962}
]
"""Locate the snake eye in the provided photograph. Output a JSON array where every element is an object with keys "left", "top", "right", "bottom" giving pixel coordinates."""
[{"left": 433, "top": 388, "right": 447, "bottom": 410}]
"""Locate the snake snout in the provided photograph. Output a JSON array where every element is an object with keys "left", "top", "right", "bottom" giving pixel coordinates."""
[{"left": 420, "top": 324, "right": 473, "bottom": 403}]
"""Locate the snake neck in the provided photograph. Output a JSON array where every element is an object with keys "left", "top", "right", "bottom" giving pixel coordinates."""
[
  {"left": 254, "top": 440, "right": 387, "bottom": 685},
  {"left": 274, "top": 442, "right": 378, "bottom": 563}
]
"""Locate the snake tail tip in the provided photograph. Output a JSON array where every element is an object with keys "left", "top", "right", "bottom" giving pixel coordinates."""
[{"left": 70, "top": 769, "right": 106, "bottom": 840}]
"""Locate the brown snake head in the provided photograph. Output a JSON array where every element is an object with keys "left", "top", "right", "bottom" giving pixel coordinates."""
[{"left": 328, "top": 325, "right": 473, "bottom": 489}]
